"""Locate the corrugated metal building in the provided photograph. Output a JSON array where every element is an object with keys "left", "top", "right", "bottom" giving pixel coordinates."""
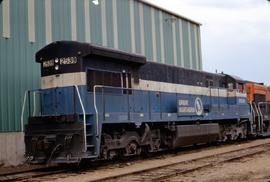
[{"left": 0, "top": 0, "right": 202, "bottom": 133}]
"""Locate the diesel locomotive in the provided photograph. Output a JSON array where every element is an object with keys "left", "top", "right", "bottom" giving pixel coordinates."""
[{"left": 22, "top": 41, "right": 270, "bottom": 164}]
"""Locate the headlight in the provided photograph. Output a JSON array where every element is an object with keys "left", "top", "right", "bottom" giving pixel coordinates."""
[{"left": 55, "top": 65, "right": 59, "bottom": 70}]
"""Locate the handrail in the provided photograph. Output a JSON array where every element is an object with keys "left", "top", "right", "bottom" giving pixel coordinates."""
[
  {"left": 32, "top": 92, "right": 36, "bottom": 116},
  {"left": 73, "top": 85, "right": 87, "bottom": 152},
  {"left": 253, "top": 103, "right": 261, "bottom": 133},
  {"left": 249, "top": 102, "right": 255, "bottom": 124},
  {"left": 21, "top": 86, "right": 87, "bottom": 152},
  {"left": 258, "top": 102, "right": 270, "bottom": 134},
  {"left": 21, "top": 89, "right": 42, "bottom": 132},
  {"left": 249, "top": 102, "right": 256, "bottom": 134},
  {"left": 93, "top": 85, "right": 101, "bottom": 138},
  {"left": 93, "top": 85, "right": 145, "bottom": 139},
  {"left": 257, "top": 103, "right": 264, "bottom": 133},
  {"left": 20, "top": 91, "right": 28, "bottom": 132}
]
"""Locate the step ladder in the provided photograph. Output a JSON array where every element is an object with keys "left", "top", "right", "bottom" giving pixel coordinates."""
[
  {"left": 85, "top": 122, "right": 98, "bottom": 156},
  {"left": 74, "top": 85, "right": 100, "bottom": 158}
]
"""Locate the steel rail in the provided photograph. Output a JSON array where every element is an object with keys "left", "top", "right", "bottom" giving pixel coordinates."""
[{"left": 91, "top": 141, "right": 270, "bottom": 182}]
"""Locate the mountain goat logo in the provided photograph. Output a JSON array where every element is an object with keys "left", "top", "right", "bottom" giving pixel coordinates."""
[{"left": 195, "top": 97, "right": 203, "bottom": 116}]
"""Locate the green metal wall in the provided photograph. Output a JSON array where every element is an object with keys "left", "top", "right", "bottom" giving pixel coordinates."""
[{"left": 0, "top": 0, "right": 202, "bottom": 132}]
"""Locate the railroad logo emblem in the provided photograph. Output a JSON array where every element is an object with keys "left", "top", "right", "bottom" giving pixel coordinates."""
[{"left": 195, "top": 97, "right": 203, "bottom": 116}]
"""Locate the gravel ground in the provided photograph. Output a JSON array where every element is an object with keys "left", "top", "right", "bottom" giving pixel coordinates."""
[
  {"left": 168, "top": 151, "right": 270, "bottom": 182},
  {"left": 2, "top": 139, "right": 270, "bottom": 182},
  {"left": 36, "top": 139, "right": 270, "bottom": 182}
]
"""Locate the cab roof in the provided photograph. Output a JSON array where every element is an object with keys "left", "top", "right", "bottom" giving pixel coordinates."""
[{"left": 36, "top": 41, "right": 147, "bottom": 65}]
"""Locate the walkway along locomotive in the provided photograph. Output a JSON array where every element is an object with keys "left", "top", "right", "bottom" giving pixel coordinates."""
[{"left": 22, "top": 41, "right": 270, "bottom": 164}]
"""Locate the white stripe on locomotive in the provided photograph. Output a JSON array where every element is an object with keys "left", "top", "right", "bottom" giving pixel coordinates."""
[{"left": 41, "top": 72, "right": 247, "bottom": 98}]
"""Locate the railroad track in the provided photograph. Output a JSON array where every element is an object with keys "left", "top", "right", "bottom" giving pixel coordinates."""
[
  {"left": 0, "top": 165, "right": 72, "bottom": 182},
  {"left": 2, "top": 138, "right": 270, "bottom": 182},
  {"left": 94, "top": 140, "right": 270, "bottom": 182},
  {"left": 0, "top": 145, "right": 212, "bottom": 181}
]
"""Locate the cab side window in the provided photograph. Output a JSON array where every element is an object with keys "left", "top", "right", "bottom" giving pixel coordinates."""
[
  {"left": 205, "top": 79, "right": 214, "bottom": 87},
  {"left": 238, "top": 83, "right": 244, "bottom": 93},
  {"left": 87, "top": 69, "right": 132, "bottom": 94},
  {"left": 87, "top": 69, "right": 122, "bottom": 91}
]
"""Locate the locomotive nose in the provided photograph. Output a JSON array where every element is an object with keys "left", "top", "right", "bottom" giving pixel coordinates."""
[{"left": 25, "top": 114, "right": 86, "bottom": 164}]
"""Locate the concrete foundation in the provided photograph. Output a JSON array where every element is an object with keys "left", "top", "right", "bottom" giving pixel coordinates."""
[{"left": 0, "top": 132, "right": 25, "bottom": 166}]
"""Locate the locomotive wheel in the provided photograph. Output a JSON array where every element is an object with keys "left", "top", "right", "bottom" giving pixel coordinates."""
[{"left": 125, "top": 141, "right": 141, "bottom": 156}]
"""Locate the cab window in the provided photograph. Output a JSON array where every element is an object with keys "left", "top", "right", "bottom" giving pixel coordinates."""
[{"left": 87, "top": 69, "right": 122, "bottom": 91}]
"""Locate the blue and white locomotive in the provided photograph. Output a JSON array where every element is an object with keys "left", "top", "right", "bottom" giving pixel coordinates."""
[{"left": 24, "top": 41, "right": 251, "bottom": 164}]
